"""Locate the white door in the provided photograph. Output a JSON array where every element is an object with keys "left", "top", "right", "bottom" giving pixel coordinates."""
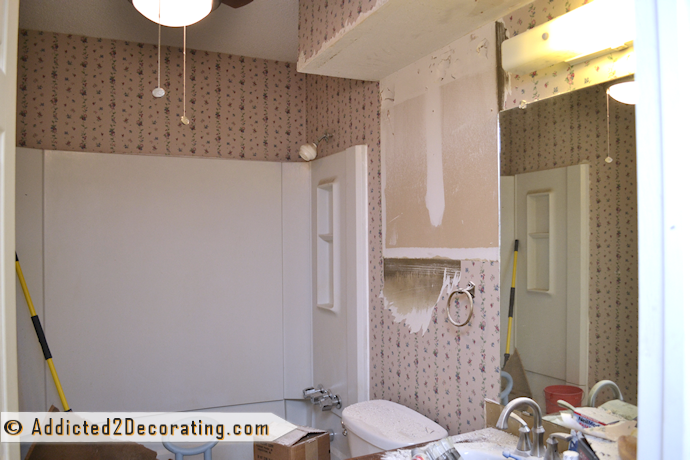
[
  {"left": 310, "top": 145, "right": 369, "bottom": 460},
  {"left": 507, "top": 164, "right": 589, "bottom": 411},
  {"left": 0, "top": 0, "right": 20, "bottom": 459}
]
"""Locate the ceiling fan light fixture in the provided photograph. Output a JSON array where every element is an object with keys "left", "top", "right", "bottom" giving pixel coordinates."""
[
  {"left": 132, "top": 0, "right": 215, "bottom": 27},
  {"left": 607, "top": 81, "right": 637, "bottom": 105}
]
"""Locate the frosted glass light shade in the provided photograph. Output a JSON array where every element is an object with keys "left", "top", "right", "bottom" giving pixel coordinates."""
[
  {"left": 608, "top": 81, "right": 637, "bottom": 105},
  {"left": 133, "top": 0, "right": 214, "bottom": 27},
  {"left": 299, "top": 143, "right": 318, "bottom": 161}
]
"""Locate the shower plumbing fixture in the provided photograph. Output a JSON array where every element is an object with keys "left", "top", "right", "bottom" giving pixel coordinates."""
[
  {"left": 303, "top": 384, "right": 341, "bottom": 410},
  {"left": 318, "top": 390, "right": 342, "bottom": 411},
  {"left": 303, "top": 384, "right": 327, "bottom": 403},
  {"left": 299, "top": 132, "right": 332, "bottom": 161}
]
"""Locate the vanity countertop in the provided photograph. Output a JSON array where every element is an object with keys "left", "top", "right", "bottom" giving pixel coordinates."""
[{"left": 345, "top": 428, "right": 518, "bottom": 460}]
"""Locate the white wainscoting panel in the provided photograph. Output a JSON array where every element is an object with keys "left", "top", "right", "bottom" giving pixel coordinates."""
[{"left": 42, "top": 151, "right": 284, "bottom": 411}]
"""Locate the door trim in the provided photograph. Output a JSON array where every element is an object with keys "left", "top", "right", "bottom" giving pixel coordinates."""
[
  {"left": 565, "top": 164, "right": 589, "bottom": 387},
  {"left": 351, "top": 145, "right": 370, "bottom": 403}
]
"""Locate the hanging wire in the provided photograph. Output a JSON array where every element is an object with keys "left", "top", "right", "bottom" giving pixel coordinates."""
[
  {"left": 157, "top": 1, "right": 161, "bottom": 88},
  {"left": 181, "top": 25, "right": 189, "bottom": 125},
  {"left": 605, "top": 89, "right": 613, "bottom": 164},
  {"left": 152, "top": 0, "right": 165, "bottom": 98},
  {"left": 157, "top": 21, "right": 161, "bottom": 88}
]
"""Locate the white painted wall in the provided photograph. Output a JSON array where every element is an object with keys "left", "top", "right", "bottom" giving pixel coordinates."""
[
  {"left": 282, "top": 162, "right": 314, "bottom": 401},
  {"left": 635, "top": 0, "right": 690, "bottom": 457},
  {"left": 41, "top": 150, "right": 284, "bottom": 411},
  {"left": 15, "top": 150, "right": 313, "bottom": 445},
  {"left": 15, "top": 148, "right": 46, "bottom": 413}
]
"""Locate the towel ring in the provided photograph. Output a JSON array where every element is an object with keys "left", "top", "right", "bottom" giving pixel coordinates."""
[{"left": 447, "top": 281, "right": 475, "bottom": 327}]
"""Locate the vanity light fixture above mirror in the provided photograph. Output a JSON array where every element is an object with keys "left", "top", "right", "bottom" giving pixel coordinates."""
[{"left": 502, "top": 0, "right": 635, "bottom": 75}]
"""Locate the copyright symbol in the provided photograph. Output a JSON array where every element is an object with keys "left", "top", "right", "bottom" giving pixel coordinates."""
[{"left": 4, "top": 420, "right": 23, "bottom": 435}]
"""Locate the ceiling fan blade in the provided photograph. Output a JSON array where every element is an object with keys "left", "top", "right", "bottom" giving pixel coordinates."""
[{"left": 220, "top": 0, "right": 254, "bottom": 8}]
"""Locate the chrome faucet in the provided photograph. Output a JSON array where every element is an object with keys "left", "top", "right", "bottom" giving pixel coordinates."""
[
  {"left": 586, "top": 380, "right": 623, "bottom": 407},
  {"left": 496, "top": 397, "right": 546, "bottom": 458}
]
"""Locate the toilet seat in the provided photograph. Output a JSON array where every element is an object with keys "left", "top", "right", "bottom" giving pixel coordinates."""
[{"left": 342, "top": 400, "right": 448, "bottom": 451}]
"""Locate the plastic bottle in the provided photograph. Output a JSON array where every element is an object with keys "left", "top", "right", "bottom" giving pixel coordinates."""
[{"left": 411, "top": 447, "right": 430, "bottom": 460}]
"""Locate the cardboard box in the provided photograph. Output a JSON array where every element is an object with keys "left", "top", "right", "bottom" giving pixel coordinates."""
[{"left": 255, "top": 426, "right": 330, "bottom": 460}]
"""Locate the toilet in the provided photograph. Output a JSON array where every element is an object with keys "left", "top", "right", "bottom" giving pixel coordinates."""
[{"left": 342, "top": 400, "right": 448, "bottom": 457}]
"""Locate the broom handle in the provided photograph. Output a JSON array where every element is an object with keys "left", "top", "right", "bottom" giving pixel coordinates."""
[
  {"left": 504, "top": 240, "right": 518, "bottom": 367},
  {"left": 16, "top": 253, "right": 71, "bottom": 412}
]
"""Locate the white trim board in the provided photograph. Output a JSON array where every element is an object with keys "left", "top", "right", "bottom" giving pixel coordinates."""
[
  {"left": 635, "top": 0, "right": 690, "bottom": 458},
  {"left": 384, "top": 247, "right": 499, "bottom": 262}
]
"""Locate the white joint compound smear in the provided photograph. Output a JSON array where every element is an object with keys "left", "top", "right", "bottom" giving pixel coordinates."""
[
  {"left": 424, "top": 85, "right": 445, "bottom": 227},
  {"left": 344, "top": 401, "right": 441, "bottom": 444},
  {"left": 382, "top": 449, "right": 413, "bottom": 460},
  {"left": 386, "top": 268, "right": 463, "bottom": 335}
]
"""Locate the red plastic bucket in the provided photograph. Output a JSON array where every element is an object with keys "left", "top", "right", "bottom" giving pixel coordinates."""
[{"left": 544, "top": 385, "right": 584, "bottom": 414}]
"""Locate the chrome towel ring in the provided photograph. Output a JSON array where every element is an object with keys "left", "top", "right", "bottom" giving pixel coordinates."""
[{"left": 446, "top": 281, "right": 475, "bottom": 327}]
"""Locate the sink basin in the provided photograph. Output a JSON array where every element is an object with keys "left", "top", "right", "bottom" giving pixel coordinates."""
[{"left": 456, "top": 449, "right": 507, "bottom": 460}]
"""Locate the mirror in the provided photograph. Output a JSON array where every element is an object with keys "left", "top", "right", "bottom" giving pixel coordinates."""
[{"left": 498, "top": 78, "right": 638, "bottom": 414}]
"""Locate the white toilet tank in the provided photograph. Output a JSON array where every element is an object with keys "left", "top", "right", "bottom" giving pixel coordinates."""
[{"left": 342, "top": 400, "right": 448, "bottom": 457}]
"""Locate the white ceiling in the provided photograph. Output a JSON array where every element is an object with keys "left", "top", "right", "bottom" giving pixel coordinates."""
[{"left": 19, "top": 0, "right": 299, "bottom": 63}]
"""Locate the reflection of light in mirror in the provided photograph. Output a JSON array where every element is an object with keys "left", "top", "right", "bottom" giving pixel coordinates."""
[{"left": 608, "top": 81, "right": 637, "bottom": 105}]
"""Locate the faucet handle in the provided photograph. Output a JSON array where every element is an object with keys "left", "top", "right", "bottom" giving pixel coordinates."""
[
  {"left": 303, "top": 384, "right": 326, "bottom": 403},
  {"left": 544, "top": 433, "right": 571, "bottom": 460},
  {"left": 509, "top": 413, "right": 529, "bottom": 428},
  {"left": 515, "top": 425, "right": 532, "bottom": 455},
  {"left": 319, "top": 391, "right": 342, "bottom": 411},
  {"left": 507, "top": 412, "right": 533, "bottom": 455}
]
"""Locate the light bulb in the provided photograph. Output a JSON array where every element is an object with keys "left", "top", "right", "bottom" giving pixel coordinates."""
[
  {"left": 608, "top": 81, "right": 637, "bottom": 105},
  {"left": 133, "top": 0, "right": 214, "bottom": 27}
]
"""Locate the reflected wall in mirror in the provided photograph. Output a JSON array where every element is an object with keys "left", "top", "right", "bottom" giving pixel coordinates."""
[{"left": 499, "top": 78, "right": 638, "bottom": 412}]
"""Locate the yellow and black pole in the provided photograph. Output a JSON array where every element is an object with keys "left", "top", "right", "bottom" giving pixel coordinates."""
[
  {"left": 503, "top": 240, "right": 519, "bottom": 369},
  {"left": 15, "top": 253, "right": 71, "bottom": 412}
]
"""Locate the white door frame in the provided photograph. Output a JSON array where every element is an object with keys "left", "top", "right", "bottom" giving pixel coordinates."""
[
  {"left": 348, "top": 145, "right": 370, "bottom": 404},
  {"left": 0, "top": 0, "right": 20, "bottom": 458},
  {"left": 635, "top": 0, "right": 690, "bottom": 458}
]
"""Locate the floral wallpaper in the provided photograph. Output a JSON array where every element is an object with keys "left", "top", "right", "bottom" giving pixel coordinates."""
[
  {"left": 298, "top": 0, "right": 388, "bottom": 67},
  {"left": 370, "top": 260, "right": 501, "bottom": 434},
  {"left": 501, "top": 0, "right": 635, "bottom": 110},
  {"left": 500, "top": 83, "right": 638, "bottom": 404},
  {"left": 17, "top": 29, "right": 307, "bottom": 160},
  {"left": 16, "top": 27, "right": 389, "bottom": 413}
]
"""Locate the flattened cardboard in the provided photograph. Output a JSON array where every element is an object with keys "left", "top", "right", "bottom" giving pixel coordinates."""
[{"left": 255, "top": 426, "right": 330, "bottom": 460}]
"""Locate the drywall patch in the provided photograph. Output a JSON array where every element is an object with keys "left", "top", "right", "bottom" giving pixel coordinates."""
[
  {"left": 383, "top": 258, "right": 464, "bottom": 334},
  {"left": 425, "top": 86, "right": 445, "bottom": 227}
]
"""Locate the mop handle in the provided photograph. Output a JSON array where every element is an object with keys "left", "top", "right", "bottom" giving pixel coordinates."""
[
  {"left": 504, "top": 241, "right": 519, "bottom": 363},
  {"left": 16, "top": 253, "right": 71, "bottom": 412}
]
